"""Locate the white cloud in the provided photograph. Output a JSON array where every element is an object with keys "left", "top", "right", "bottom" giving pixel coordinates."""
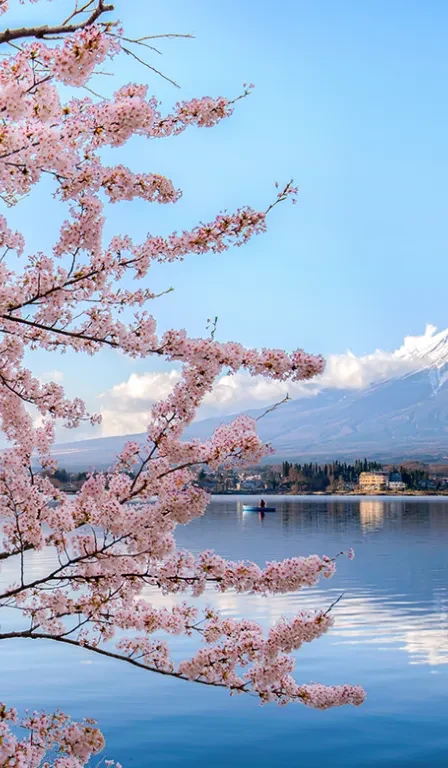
[
  {"left": 99, "top": 370, "right": 181, "bottom": 437},
  {"left": 38, "top": 370, "right": 64, "bottom": 384},
  {"left": 98, "top": 325, "right": 448, "bottom": 437}
]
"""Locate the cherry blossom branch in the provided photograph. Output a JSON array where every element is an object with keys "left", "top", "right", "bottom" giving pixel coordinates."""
[
  {"left": 0, "top": 628, "right": 363, "bottom": 710},
  {"left": 1, "top": 314, "right": 122, "bottom": 348},
  {"left": 0, "top": 630, "right": 251, "bottom": 692},
  {"left": 61, "top": 0, "right": 103, "bottom": 27},
  {"left": 0, "top": 1, "right": 114, "bottom": 44}
]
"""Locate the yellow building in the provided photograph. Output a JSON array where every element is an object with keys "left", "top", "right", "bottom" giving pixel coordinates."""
[{"left": 358, "top": 471, "right": 389, "bottom": 492}]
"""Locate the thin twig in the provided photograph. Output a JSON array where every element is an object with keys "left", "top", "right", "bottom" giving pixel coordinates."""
[
  {"left": 256, "top": 394, "right": 290, "bottom": 422},
  {"left": 265, "top": 180, "right": 296, "bottom": 215},
  {"left": 324, "top": 592, "right": 345, "bottom": 615},
  {"left": 206, "top": 316, "right": 218, "bottom": 341},
  {"left": 121, "top": 45, "right": 180, "bottom": 88}
]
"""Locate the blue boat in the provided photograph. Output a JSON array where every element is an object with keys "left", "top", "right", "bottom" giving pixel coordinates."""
[{"left": 243, "top": 505, "right": 276, "bottom": 512}]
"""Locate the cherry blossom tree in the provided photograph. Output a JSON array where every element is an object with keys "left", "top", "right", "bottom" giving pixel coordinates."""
[{"left": 0, "top": 1, "right": 365, "bottom": 764}]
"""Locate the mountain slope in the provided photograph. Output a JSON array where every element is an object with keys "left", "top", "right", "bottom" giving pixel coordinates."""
[
  {"left": 185, "top": 365, "right": 448, "bottom": 460},
  {"left": 50, "top": 329, "right": 448, "bottom": 467}
]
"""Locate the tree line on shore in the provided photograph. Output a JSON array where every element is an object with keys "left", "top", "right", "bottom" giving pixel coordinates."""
[
  {"left": 279, "top": 460, "right": 431, "bottom": 492},
  {"left": 45, "top": 458, "right": 446, "bottom": 494}
]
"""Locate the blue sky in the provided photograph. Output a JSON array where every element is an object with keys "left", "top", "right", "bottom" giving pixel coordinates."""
[{"left": 4, "top": 0, "right": 448, "bottom": 434}]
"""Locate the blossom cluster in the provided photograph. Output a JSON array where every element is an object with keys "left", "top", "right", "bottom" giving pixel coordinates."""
[
  {"left": 0, "top": 703, "right": 120, "bottom": 767},
  {"left": 52, "top": 25, "right": 114, "bottom": 87},
  {"left": 176, "top": 610, "right": 364, "bottom": 708},
  {"left": 149, "top": 549, "right": 337, "bottom": 596}
]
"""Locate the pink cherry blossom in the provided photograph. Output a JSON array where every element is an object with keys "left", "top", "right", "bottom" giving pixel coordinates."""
[{"left": 0, "top": 1, "right": 364, "bottom": 764}]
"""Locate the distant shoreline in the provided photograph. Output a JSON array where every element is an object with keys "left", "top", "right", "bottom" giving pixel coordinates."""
[{"left": 210, "top": 490, "right": 448, "bottom": 498}]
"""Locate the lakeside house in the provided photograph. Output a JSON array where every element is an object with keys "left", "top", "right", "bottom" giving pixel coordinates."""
[
  {"left": 388, "top": 480, "right": 407, "bottom": 491},
  {"left": 358, "top": 471, "right": 390, "bottom": 492},
  {"left": 358, "top": 470, "right": 407, "bottom": 493},
  {"left": 388, "top": 471, "right": 407, "bottom": 491}
]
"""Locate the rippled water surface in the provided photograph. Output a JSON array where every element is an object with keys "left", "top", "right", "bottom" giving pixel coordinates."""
[{"left": 2, "top": 496, "right": 448, "bottom": 766}]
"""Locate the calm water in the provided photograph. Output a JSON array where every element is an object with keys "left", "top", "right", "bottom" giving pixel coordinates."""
[{"left": 1, "top": 496, "right": 448, "bottom": 766}]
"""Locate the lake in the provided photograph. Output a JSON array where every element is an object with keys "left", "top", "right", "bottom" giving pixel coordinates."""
[{"left": 1, "top": 495, "right": 448, "bottom": 766}]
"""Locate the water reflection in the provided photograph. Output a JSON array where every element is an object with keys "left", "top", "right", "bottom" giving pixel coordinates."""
[
  {"left": 359, "top": 499, "right": 385, "bottom": 531},
  {"left": 1, "top": 496, "right": 448, "bottom": 767},
  {"left": 173, "top": 496, "right": 448, "bottom": 672}
]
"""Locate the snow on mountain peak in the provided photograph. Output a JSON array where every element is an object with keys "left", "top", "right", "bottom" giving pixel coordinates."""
[{"left": 396, "top": 324, "right": 448, "bottom": 368}]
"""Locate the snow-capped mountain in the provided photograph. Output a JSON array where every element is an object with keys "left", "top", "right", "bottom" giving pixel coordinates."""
[
  {"left": 51, "top": 326, "right": 448, "bottom": 468},
  {"left": 396, "top": 324, "right": 448, "bottom": 369}
]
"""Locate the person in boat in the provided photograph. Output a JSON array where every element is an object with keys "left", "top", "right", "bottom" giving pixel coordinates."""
[{"left": 259, "top": 499, "right": 266, "bottom": 509}]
